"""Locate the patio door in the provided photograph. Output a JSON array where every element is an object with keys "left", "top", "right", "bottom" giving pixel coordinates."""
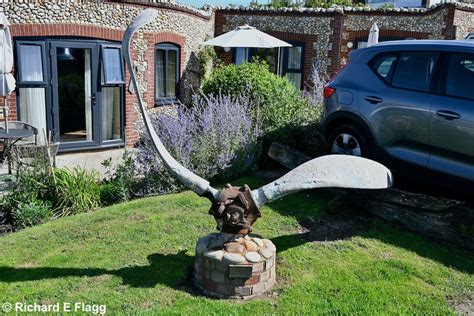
[
  {"left": 50, "top": 42, "right": 99, "bottom": 149},
  {"left": 16, "top": 39, "right": 125, "bottom": 151}
]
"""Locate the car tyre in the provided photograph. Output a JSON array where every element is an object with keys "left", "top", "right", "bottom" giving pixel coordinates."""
[{"left": 327, "top": 124, "right": 371, "bottom": 158}]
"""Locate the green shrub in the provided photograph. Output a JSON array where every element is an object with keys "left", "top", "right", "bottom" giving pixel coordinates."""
[
  {"left": 202, "top": 62, "right": 319, "bottom": 153},
  {"left": 1, "top": 145, "right": 55, "bottom": 226},
  {"left": 11, "top": 198, "right": 52, "bottom": 229},
  {"left": 2, "top": 145, "right": 103, "bottom": 227},
  {"left": 99, "top": 180, "right": 129, "bottom": 206},
  {"left": 100, "top": 151, "right": 140, "bottom": 205},
  {"left": 197, "top": 44, "right": 220, "bottom": 82},
  {"left": 305, "top": 0, "right": 352, "bottom": 8},
  {"left": 53, "top": 167, "right": 100, "bottom": 218}
]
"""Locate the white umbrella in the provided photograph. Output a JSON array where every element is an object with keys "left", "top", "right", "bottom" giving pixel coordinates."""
[
  {"left": 203, "top": 25, "right": 291, "bottom": 75},
  {"left": 203, "top": 25, "right": 291, "bottom": 48},
  {"left": 0, "top": 12, "right": 15, "bottom": 132},
  {"left": 367, "top": 22, "right": 379, "bottom": 48}
]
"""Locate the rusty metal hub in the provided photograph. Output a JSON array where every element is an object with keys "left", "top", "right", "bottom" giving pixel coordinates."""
[{"left": 208, "top": 184, "right": 261, "bottom": 235}]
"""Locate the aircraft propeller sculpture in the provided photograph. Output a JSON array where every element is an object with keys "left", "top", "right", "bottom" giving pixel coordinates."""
[{"left": 122, "top": 9, "right": 393, "bottom": 298}]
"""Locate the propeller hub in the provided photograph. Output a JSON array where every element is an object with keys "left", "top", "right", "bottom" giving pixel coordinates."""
[{"left": 209, "top": 184, "right": 261, "bottom": 234}]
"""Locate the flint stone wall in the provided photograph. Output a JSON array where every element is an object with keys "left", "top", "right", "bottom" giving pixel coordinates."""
[
  {"left": 216, "top": 3, "right": 474, "bottom": 80},
  {"left": 454, "top": 8, "right": 474, "bottom": 38}
]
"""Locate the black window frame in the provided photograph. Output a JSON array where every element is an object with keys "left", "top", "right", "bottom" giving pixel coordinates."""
[
  {"left": 246, "top": 42, "right": 305, "bottom": 89},
  {"left": 154, "top": 42, "right": 180, "bottom": 106},
  {"left": 282, "top": 42, "right": 305, "bottom": 90},
  {"left": 100, "top": 44, "right": 125, "bottom": 85},
  {"left": 15, "top": 37, "right": 126, "bottom": 152},
  {"left": 369, "top": 50, "right": 441, "bottom": 95},
  {"left": 16, "top": 41, "right": 48, "bottom": 86},
  {"left": 99, "top": 43, "right": 126, "bottom": 146}
]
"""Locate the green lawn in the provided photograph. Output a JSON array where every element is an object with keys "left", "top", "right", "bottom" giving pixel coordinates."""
[{"left": 0, "top": 176, "right": 472, "bottom": 314}]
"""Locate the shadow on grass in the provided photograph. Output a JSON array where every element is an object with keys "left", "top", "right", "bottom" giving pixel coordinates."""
[
  {"left": 267, "top": 189, "right": 474, "bottom": 275},
  {"left": 1, "top": 186, "right": 472, "bottom": 288},
  {"left": 0, "top": 251, "right": 194, "bottom": 288}
]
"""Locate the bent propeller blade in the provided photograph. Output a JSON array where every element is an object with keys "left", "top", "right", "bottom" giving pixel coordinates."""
[
  {"left": 122, "top": 9, "right": 219, "bottom": 201},
  {"left": 251, "top": 155, "right": 393, "bottom": 207}
]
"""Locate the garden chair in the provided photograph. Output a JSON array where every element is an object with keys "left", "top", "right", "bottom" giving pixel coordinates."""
[
  {"left": 0, "top": 120, "right": 38, "bottom": 146},
  {"left": 0, "top": 121, "right": 38, "bottom": 174}
]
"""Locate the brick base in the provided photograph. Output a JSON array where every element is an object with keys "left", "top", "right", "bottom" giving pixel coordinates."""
[{"left": 194, "top": 234, "right": 277, "bottom": 299}]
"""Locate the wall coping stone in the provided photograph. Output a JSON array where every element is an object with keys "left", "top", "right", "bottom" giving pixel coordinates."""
[{"left": 215, "top": 2, "right": 473, "bottom": 15}]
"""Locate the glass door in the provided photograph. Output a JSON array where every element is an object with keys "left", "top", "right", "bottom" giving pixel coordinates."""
[{"left": 50, "top": 42, "right": 99, "bottom": 149}]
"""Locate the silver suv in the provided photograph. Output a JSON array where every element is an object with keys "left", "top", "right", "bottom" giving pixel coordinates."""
[{"left": 321, "top": 40, "right": 474, "bottom": 182}]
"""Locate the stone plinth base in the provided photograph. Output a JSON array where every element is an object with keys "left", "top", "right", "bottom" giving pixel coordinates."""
[{"left": 194, "top": 233, "right": 276, "bottom": 299}]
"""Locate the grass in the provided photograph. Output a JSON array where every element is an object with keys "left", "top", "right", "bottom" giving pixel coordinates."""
[{"left": 0, "top": 176, "right": 472, "bottom": 314}]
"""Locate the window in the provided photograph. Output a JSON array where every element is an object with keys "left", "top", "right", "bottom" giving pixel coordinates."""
[
  {"left": 101, "top": 46, "right": 124, "bottom": 85},
  {"left": 16, "top": 40, "right": 125, "bottom": 148},
  {"left": 17, "top": 43, "right": 46, "bottom": 84},
  {"left": 249, "top": 47, "right": 278, "bottom": 73},
  {"left": 233, "top": 42, "right": 304, "bottom": 89},
  {"left": 155, "top": 43, "right": 179, "bottom": 104},
  {"left": 100, "top": 44, "right": 124, "bottom": 142},
  {"left": 16, "top": 42, "right": 48, "bottom": 142},
  {"left": 370, "top": 54, "right": 398, "bottom": 82},
  {"left": 392, "top": 52, "right": 439, "bottom": 92},
  {"left": 234, "top": 47, "right": 249, "bottom": 65},
  {"left": 283, "top": 45, "right": 304, "bottom": 89},
  {"left": 444, "top": 53, "right": 474, "bottom": 100}
]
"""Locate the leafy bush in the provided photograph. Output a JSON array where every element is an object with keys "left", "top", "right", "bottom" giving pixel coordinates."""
[
  {"left": 197, "top": 44, "right": 220, "bottom": 82},
  {"left": 135, "top": 93, "right": 261, "bottom": 195},
  {"left": 52, "top": 167, "right": 101, "bottom": 218},
  {"left": 202, "top": 61, "right": 323, "bottom": 160},
  {"left": 1, "top": 145, "right": 54, "bottom": 225},
  {"left": 304, "top": 0, "right": 352, "bottom": 8},
  {"left": 100, "top": 151, "right": 138, "bottom": 206},
  {"left": 202, "top": 62, "right": 318, "bottom": 141},
  {"left": 2, "top": 145, "right": 102, "bottom": 228},
  {"left": 11, "top": 198, "right": 52, "bottom": 229},
  {"left": 99, "top": 181, "right": 129, "bottom": 206}
]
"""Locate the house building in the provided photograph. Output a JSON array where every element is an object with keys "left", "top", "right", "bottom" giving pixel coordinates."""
[
  {"left": 2, "top": 1, "right": 473, "bottom": 159},
  {"left": 4, "top": 0, "right": 214, "bottom": 154},
  {"left": 215, "top": 2, "right": 474, "bottom": 88}
]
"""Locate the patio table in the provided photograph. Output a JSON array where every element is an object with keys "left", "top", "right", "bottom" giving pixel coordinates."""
[{"left": 0, "top": 128, "right": 35, "bottom": 173}]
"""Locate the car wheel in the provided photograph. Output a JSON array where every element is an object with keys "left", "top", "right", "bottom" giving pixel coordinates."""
[{"left": 327, "top": 124, "right": 370, "bottom": 158}]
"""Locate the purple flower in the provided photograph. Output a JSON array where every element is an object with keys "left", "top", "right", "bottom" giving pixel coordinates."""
[
  {"left": 302, "top": 62, "right": 326, "bottom": 107},
  {"left": 135, "top": 93, "right": 261, "bottom": 194}
]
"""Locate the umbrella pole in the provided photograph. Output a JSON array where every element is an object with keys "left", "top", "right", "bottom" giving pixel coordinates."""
[
  {"left": 3, "top": 96, "right": 8, "bottom": 133},
  {"left": 277, "top": 47, "right": 281, "bottom": 76}
]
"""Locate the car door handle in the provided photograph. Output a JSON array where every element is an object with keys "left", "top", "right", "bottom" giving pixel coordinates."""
[
  {"left": 436, "top": 110, "right": 461, "bottom": 120},
  {"left": 364, "top": 96, "right": 383, "bottom": 104}
]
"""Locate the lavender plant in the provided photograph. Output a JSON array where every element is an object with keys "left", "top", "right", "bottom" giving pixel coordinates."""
[
  {"left": 135, "top": 93, "right": 261, "bottom": 195},
  {"left": 302, "top": 62, "right": 326, "bottom": 108}
]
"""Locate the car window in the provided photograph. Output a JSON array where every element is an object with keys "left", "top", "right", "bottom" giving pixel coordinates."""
[
  {"left": 392, "top": 52, "right": 439, "bottom": 92},
  {"left": 371, "top": 54, "right": 397, "bottom": 83},
  {"left": 445, "top": 53, "right": 474, "bottom": 100}
]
